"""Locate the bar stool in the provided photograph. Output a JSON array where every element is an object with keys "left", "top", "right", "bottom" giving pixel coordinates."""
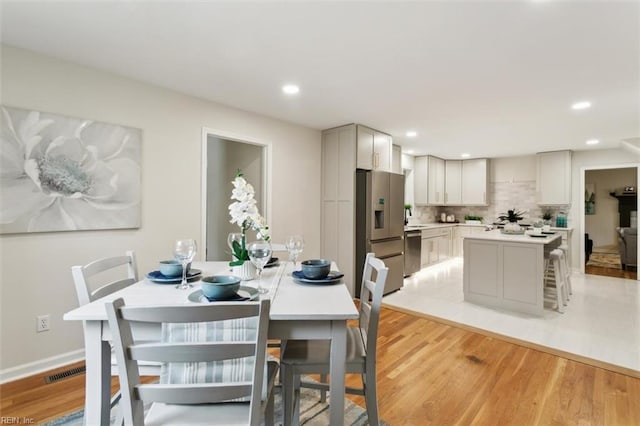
[
  {"left": 544, "top": 249, "right": 568, "bottom": 313},
  {"left": 559, "top": 244, "right": 573, "bottom": 296}
]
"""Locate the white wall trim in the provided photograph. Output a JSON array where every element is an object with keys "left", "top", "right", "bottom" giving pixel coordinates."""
[
  {"left": 200, "top": 127, "right": 272, "bottom": 258},
  {"left": 580, "top": 163, "right": 640, "bottom": 279},
  {"left": 0, "top": 349, "right": 84, "bottom": 384}
]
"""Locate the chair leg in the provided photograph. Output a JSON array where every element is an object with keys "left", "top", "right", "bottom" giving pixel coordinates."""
[
  {"left": 363, "top": 372, "right": 380, "bottom": 426},
  {"left": 111, "top": 391, "right": 124, "bottom": 426},
  {"left": 265, "top": 388, "right": 275, "bottom": 426},
  {"left": 319, "top": 373, "right": 328, "bottom": 403},
  {"left": 293, "top": 374, "right": 301, "bottom": 426},
  {"left": 553, "top": 259, "right": 565, "bottom": 313},
  {"left": 282, "top": 365, "right": 295, "bottom": 426}
]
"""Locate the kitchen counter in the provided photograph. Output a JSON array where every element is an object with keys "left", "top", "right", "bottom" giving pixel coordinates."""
[
  {"left": 464, "top": 229, "right": 562, "bottom": 245},
  {"left": 404, "top": 222, "right": 485, "bottom": 231}
]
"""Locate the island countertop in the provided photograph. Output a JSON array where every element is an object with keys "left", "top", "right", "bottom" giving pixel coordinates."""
[{"left": 463, "top": 229, "right": 562, "bottom": 245}]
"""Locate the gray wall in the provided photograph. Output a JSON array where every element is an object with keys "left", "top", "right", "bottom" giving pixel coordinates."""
[{"left": 0, "top": 45, "right": 321, "bottom": 381}]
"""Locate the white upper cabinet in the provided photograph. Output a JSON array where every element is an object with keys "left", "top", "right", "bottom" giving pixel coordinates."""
[
  {"left": 461, "top": 158, "right": 488, "bottom": 205},
  {"left": 414, "top": 155, "right": 445, "bottom": 205},
  {"left": 536, "top": 150, "right": 572, "bottom": 205},
  {"left": 392, "top": 144, "right": 402, "bottom": 174},
  {"left": 414, "top": 156, "right": 428, "bottom": 205},
  {"left": 427, "top": 156, "right": 445, "bottom": 205},
  {"left": 356, "top": 125, "right": 392, "bottom": 172},
  {"left": 444, "top": 160, "right": 462, "bottom": 205},
  {"left": 416, "top": 156, "right": 487, "bottom": 206}
]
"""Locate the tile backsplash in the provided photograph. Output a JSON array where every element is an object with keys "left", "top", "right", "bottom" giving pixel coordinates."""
[{"left": 409, "top": 180, "right": 570, "bottom": 225}]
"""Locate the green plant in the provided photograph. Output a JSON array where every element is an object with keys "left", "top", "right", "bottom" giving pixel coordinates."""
[
  {"left": 464, "top": 214, "right": 483, "bottom": 221},
  {"left": 542, "top": 209, "right": 553, "bottom": 221},
  {"left": 498, "top": 208, "right": 525, "bottom": 223}
]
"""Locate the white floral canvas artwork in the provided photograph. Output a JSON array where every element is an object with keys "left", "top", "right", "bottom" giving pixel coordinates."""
[{"left": 1, "top": 105, "right": 141, "bottom": 234}]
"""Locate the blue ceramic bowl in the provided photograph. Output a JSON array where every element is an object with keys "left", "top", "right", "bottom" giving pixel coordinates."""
[
  {"left": 201, "top": 275, "right": 241, "bottom": 299},
  {"left": 159, "top": 260, "right": 182, "bottom": 277},
  {"left": 301, "top": 259, "right": 331, "bottom": 280}
]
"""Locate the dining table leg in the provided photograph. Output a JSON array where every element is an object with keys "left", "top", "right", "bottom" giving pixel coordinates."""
[
  {"left": 83, "top": 320, "right": 111, "bottom": 426},
  {"left": 329, "top": 320, "right": 347, "bottom": 426}
]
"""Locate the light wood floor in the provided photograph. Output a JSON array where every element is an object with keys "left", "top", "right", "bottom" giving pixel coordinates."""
[
  {"left": 585, "top": 264, "right": 637, "bottom": 280},
  {"left": 2, "top": 306, "right": 639, "bottom": 425}
]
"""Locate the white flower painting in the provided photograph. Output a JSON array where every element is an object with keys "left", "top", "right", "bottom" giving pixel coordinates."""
[{"left": 0, "top": 106, "right": 141, "bottom": 234}]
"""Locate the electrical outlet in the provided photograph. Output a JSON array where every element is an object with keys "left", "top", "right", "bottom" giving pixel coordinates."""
[{"left": 37, "top": 314, "right": 50, "bottom": 332}]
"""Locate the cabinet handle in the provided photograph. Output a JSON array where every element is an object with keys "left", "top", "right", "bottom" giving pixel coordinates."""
[
  {"left": 483, "top": 192, "right": 486, "bottom": 203},
  {"left": 374, "top": 152, "right": 379, "bottom": 169},
  {"left": 445, "top": 193, "right": 448, "bottom": 203}
]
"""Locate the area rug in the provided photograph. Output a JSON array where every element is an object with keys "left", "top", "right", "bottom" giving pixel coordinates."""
[
  {"left": 44, "top": 385, "right": 385, "bottom": 426},
  {"left": 586, "top": 252, "right": 622, "bottom": 269}
]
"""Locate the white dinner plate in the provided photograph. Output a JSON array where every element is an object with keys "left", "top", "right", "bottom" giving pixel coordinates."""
[
  {"left": 291, "top": 270, "right": 344, "bottom": 285},
  {"left": 146, "top": 269, "right": 202, "bottom": 284}
]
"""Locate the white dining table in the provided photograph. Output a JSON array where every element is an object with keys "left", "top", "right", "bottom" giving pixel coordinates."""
[{"left": 63, "top": 260, "right": 359, "bottom": 426}]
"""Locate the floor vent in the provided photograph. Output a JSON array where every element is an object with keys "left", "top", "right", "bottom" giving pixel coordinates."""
[{"left": 44, "top": 365, "right": 86, "bottom": 384}]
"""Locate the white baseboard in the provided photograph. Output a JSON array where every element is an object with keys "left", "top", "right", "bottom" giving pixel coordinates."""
[{"left": 0, "top": 349, "right": 85, "bottom": 384}]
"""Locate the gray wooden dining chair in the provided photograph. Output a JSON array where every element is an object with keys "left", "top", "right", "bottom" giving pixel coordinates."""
[
  {"left": 71, "top": 251, "right": 159, "bottom": 424},
  {"left": 105, "top": 297, "right": 277, "bottom": 426},
  {"left": 280, "top": 252, "right": 388, "bottom": 426},
  {"left": 71, "top": 250, "right": 138, "bottom": 306}
]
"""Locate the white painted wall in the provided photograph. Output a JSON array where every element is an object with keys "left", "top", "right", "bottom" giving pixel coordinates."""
[
  {"left": 585, "top": 168, "right": 637, "bottom": 248},
  {"left": 0, "top": 46, "right": 321, "bottom": 379}
]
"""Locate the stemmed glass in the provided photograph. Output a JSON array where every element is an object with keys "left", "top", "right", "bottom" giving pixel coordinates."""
[
  {"left": 247, "top": 240, "right": 272, "bottom": 294},
  {"left": 174, "top": 239, "right": 197, "bottom": 290},
  {"left": 285, "top": 235, "right": 305, "bottom": 270}
]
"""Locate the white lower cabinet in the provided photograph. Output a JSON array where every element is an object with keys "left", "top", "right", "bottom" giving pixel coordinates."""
[{"left": 420, "top": 227, "right": 452, "bottom": 267}]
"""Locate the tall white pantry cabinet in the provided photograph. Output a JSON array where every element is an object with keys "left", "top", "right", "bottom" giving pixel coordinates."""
[{"left": 321, "top": 125, "right": 357, "bottom": 295}]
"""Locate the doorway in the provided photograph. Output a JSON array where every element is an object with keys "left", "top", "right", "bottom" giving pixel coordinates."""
[
  {"left": 201, "top": 129, "right": 269, "bottom": 261},
  {"left": 582, "top": 166, "right": 638, "bottom": 279}
]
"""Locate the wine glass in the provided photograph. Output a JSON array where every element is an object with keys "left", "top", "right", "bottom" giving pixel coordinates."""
[
  {"left": 174, "top": 239, "right": 197, "bottom": 290},
  {"left": 247, "top": 240, "right": 272, "bottom": 294},
  {"left": 285, "top": 235, "right": 305, "bottom": 270}
]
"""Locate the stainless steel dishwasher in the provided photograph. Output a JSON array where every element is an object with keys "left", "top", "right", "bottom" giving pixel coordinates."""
[{"left": 404, "top": 229, "right": 422, "bottom": 276}]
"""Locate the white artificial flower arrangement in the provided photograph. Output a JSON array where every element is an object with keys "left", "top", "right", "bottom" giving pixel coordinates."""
[{"left": 228, "top": 172, "right": 270, "bottom": 266}]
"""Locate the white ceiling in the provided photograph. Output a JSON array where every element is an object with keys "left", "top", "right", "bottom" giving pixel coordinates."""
[{"left": 1, "top": 0, "right": 639, "bottom": 159}]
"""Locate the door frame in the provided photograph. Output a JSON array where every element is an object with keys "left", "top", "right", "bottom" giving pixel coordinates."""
[
  {"left": 580, "top": 163, "right": 639, "bottom": 279},
  {"left": 201, "top": 127, "right": 272, "bottom": 260}
]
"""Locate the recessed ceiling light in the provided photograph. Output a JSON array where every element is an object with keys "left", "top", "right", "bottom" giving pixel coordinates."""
[
  {"left": 406, "top": 131, "right": 417, "bottom": 137},
  {"left": 571, "top": 101, "right": 591, "bottom": 110},
  {"left": 461, "top": 153, "right": 470, "bottom": 158},
  {"left": 586, "top": 139, "right": 600, "bottom": 145},
  {"left": 406, "top": 149, "right": 415, "bottom": 154},
  {"left": 282, "top": 84, "right": 300, "bottom": 95}
]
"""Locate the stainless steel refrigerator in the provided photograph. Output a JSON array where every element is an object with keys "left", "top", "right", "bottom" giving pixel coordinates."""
[{"left": 355, "top": 170, "right": 405, "bottom": 296}]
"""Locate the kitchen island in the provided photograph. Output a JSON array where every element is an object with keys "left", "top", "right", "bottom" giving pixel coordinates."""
[{"left": 463, "top": 229, "right": 562, "bottom": 315}]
